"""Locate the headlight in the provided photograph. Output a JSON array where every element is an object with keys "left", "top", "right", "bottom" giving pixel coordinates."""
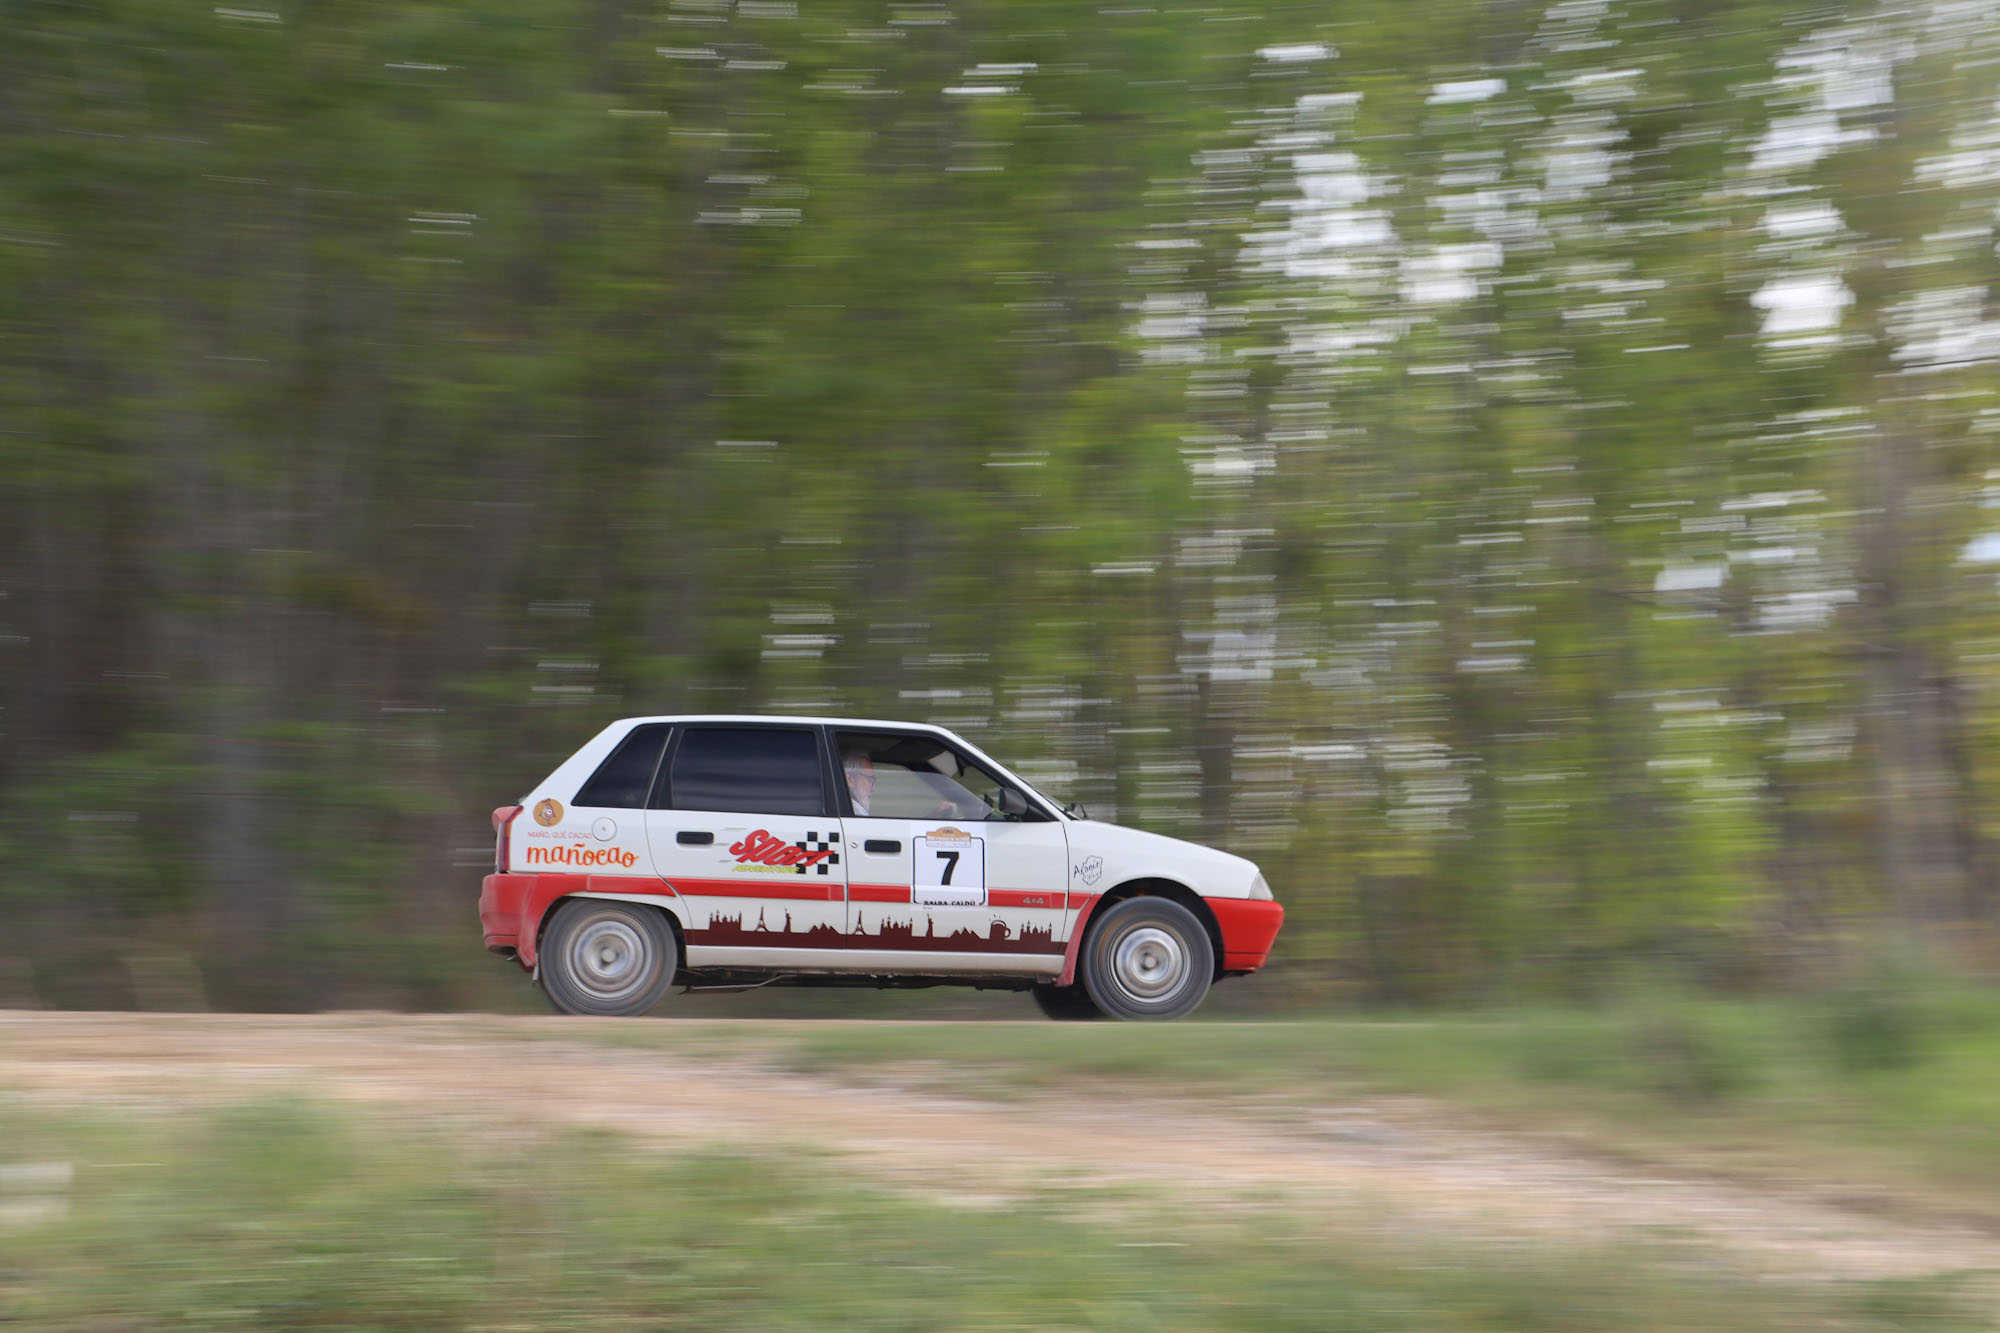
[{"left": 1247, "top": 873, "right": 1273, "bottom": 901}]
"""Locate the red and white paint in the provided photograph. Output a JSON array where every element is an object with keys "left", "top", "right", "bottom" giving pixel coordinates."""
[{"left": 479, "top": 714, "right": 1284, "bottom": 984}]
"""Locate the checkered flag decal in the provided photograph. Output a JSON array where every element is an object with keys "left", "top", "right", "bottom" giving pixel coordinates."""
[{"left": 795, "top": 832, "right": 840, "bottom": 875}]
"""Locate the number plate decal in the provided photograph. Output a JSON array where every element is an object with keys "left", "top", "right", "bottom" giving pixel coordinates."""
[{"left": 913, "top": 826, "right": 986, "bottom": 906}]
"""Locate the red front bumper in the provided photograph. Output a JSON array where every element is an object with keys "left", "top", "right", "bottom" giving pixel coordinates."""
[
  {"left": 1057, "top": 893, "right": 1286, "bottom": 986},
  {"left": 1210, "top": 897, "right": 1285, "bottom": 971}
]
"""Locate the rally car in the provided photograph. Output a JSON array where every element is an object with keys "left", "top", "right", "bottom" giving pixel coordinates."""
[{"left": 478, "top": 716, "right": 1283, "bottom": 1020}]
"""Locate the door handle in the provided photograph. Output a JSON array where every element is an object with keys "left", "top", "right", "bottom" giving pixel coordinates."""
[
  {"left": 676, "top": 831, "right": 714, "bottom": 845},
  {"left": 864, "top": 839, "right": 901, "bottom": 853}
]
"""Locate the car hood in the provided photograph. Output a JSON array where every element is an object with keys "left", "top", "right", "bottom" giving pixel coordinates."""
[{"left": 1062, "top": 819, "right": 1262, "bottom": 900}]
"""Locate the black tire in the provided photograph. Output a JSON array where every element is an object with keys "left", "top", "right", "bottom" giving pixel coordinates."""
[
  {"left": 1031, "top": 982, "right": 1102, "bottom": 1021},
  {"left": 1078, "top": 896, "right": 1214, "bottom": 1021},
  {"left": 539, "top": 898, "right": 676, "bottom": 1017}
]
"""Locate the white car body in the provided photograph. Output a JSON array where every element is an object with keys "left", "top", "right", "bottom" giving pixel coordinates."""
[{"left": 479, "top": 715, "right": 1284, "bottom": 1018}]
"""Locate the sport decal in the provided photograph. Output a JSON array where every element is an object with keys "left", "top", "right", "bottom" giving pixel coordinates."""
[
  {"left": 914, "top": 826, "right": 985, "bottom": 906},
  {"left": 533, "top": 798, "right": 564, "bottom": 827},
  {"left": 729, "top": 829, "right": 842, "bottom": 876},
  {"left": 790, "top": 831, "right": 841, "bottom": 874}
]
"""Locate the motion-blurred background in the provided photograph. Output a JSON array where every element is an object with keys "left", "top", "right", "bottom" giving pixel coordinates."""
[{"left": 5, "top": 0, "right": 1999, "bottom": 1013}]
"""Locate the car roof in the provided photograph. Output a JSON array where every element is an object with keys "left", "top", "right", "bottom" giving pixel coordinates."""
[
  {"left": 611, "top": 714, "right": 961, "bottom": 732},
  {"left": 588, "top": 715, "right": 1065, "bottom": 818}
]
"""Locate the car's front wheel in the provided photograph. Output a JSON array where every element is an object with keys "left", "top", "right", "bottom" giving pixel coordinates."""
[
  {"left": 540, "top": 898, "right": 675, "bottom": 1017},
  {"left": 1078, "top": 896, "right": 1214, "bottom": 1021}
]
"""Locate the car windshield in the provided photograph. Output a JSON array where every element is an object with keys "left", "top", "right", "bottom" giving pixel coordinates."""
[{"left": 837, "top": 731, "right": 1029, "bottom": 822}]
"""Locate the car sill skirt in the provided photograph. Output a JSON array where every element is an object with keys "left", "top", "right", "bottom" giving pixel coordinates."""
[{"left": 685, "top": 945, "right": 1065, "bottom": 976}]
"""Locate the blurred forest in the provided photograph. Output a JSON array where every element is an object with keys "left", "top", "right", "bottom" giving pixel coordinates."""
[{"left": 4, "top": 0, "right": 1999, "bottom": 1010}]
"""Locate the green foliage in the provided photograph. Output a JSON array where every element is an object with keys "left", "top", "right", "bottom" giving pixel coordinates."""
[
  {"left": 0, "top": 735, "right": 196, "bottom": 916},
  {"left": 4, "top": 0, "right": 2000, "bottom": 1005},
  {"left": 1625, "top": 998, "right": 1765, "bottom": 1104},
  {"left": 1827, "top": 981, "right": 1929, "bottom": 1076}
]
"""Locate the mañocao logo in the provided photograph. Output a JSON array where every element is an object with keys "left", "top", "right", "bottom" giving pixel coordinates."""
[{"left": 533, "top": 798, "right": 563, "bottom": 827}]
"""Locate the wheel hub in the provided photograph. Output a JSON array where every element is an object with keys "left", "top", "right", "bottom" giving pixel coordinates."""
[
  {"left": 1111, "top": 925, "right": 1187, "bottom": 1001},
  {"left": 570, "top": 917, "right": 649, "bottom": 1000}
]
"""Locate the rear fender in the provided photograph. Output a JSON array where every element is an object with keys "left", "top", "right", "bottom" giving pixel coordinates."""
[{"left": 519, "top": 879, "right": 690, "bottom": 969}]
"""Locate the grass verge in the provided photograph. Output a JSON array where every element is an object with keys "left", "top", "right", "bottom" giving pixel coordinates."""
[{"left": 570, "top": 978, "right": 2000, "bottom": 1215}]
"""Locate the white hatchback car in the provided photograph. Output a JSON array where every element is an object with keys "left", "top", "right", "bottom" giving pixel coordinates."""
[{"left": 479, "top": 716, "right": 1284, "bottom": 1020}]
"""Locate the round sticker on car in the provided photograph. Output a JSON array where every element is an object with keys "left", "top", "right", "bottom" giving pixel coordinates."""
[{"left": 534, "top": 798, "right": 563, "bottom": 827}]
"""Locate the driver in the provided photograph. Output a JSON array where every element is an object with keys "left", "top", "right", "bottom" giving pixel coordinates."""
[{"left": 842, "top": 748, "right": 877, "bottom": 815}]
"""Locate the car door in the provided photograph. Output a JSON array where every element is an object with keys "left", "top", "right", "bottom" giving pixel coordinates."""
[
  {"left": 834, "top": 729, "right": 1068, "bottom": 966},
  {"left": 643, "top": 724, "right": 848, "bottom": 962}
]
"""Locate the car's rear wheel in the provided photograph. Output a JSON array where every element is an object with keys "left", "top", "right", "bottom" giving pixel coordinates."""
[
  {"left": 540, "top": 898, "right": 675, "bottom": 1017},
  {"left": 1078, "top": 896, "right": 1214, "bottom": 1021},
  {"left": 1030, "top": 982, "right": 1101, "bottom": 1021}
]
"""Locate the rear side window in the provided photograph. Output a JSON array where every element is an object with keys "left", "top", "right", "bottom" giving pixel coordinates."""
[
  {"left": 574, "top": 724, "right": 670, "bottom": 809},
  {"left": 668, "top": 727, "right": 826, "bottom": 816}
]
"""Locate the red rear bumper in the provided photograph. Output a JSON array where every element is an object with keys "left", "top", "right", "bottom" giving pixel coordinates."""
[{"left": 480, "top": 873, "right": 536, "bottom": 962}]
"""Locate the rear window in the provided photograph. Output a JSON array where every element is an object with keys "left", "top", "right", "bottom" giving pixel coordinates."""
[
  {"left": 574, "top": 724, "right": 671, "bottom": 808},
  {"left": 668, "top": 727, "right": 826, "bottom": 816}
]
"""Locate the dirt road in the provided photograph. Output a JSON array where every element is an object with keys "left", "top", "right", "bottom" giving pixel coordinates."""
[{"left": 3, "top": 1011, "right": 1995, "bottom": 1287}]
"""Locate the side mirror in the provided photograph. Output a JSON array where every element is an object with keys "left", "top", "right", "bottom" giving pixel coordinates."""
[{"left": 996, "top": 787, "right": 1030, "bottom": 819}]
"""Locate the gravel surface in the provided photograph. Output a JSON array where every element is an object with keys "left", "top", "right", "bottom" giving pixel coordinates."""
[{"left": 3, "top": 1011, "right": 1997, "bottom": 1287}]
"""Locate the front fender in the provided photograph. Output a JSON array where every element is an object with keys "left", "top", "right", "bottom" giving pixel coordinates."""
[{"left": 1055, "top": 884, "right": 1283, "bottom": 986}]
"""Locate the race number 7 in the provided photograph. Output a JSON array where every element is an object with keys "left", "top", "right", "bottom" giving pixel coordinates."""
[{"left": 912, "top": 834, "right": 985, "bottom": 905}]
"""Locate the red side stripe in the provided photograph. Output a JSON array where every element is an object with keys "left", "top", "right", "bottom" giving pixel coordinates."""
[
  {"left": 849, "top": 883, "right": 910, "bottom": 903},
  {"left": 497, "top": 873, "right": 1115, "bottom": 971},
  {"left": 669, "top": 875, "right": 843, "bottom": 902}
]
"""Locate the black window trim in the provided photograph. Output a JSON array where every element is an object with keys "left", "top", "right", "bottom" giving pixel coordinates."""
[
  {"left": 652, "top": 722, "right": 833, "bottom": 817},
  {"left": 816, "top": 724, "right": 846, "bottom": 817},
  {"left": 644, "top": 724, "right": 680, "bottom": 809}
]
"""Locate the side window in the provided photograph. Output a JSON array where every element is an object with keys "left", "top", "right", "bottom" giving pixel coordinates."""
[
  {"left": 668, "top": 727, "right": 826, "bottom": 816},
  {"left": 836, "top": 731, "right": 1027, "bottom": 822},
  {"left": 574, "top": 724, "right": 670, "bottom": 809}
]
